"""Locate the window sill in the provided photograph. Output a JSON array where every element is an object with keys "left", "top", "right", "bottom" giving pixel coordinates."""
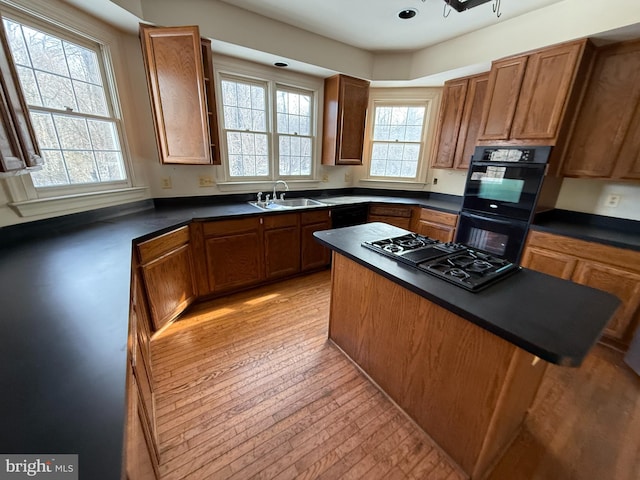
[
  {"left": 359, "top": 178, "right": 429, "bottom": 191},
  {"left": 9, "top": 186, "right": 149, "bottom": 218}
]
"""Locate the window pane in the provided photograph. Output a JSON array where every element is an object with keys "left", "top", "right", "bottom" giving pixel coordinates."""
[
  {"left": 221, "top": 79, "right": 266, "bottom": 133},
  {"left": 3, "top": 19, "right": 30, "bottom": 66},
  {"left": 35, "top": 71, "right": 76, "bottom": 110},
  {"left": 276, "top": 89, "right": 311, "bottom": 135},
  {"left": 95, "top": 152, "right": 126, "bottom": 181},
  {"left": 16, "top": 67, "right": 41, "bottom": 106},
  {"left": 73, "top": 81, "right": 108, "bottom": 116},
  {"left": 226, "top": 131, "right": 269, "bottom": 177},
  {"left": 64, "top": 42, "right": 101, "bottom": 84},
  {"left": 279, "top": 135, "right": 311, "bottom": 176},
  {"left": 65, "top": 151, "right": 99, "bottom": 183},
  {"left": 55, "top": 116, "right": 91, "bottom": 150},
  {"left": 30, "top": 112, "right": 60, "bottom": 149},
  {"left": 31, "top": 151, "right": 68, "bottom": 187},
  {"left": 87, "top": 119, "right": 118, "bottom": 150}
]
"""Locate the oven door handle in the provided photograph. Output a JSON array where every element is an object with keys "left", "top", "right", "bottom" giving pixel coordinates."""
[{"left": 461, "top": 212, "right": 514, "bottom": 225}]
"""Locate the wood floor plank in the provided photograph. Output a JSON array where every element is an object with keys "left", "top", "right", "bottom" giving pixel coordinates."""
[{"left": 146, "top": 270, "right": 640, "bottom": 480}]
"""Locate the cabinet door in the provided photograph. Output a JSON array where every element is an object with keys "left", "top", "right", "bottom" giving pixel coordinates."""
[
  {"left": 140, "top": 25, "right": 211, "bottom": 165},
  {"left": 478, "top": 56, "right": 528, "bottom": 141},
  {"left": 454, "top": 74, "right": 489, "bottom": 170},
  {"left": 322, "top": 74, "right": 369, "bottom": 165},
  {"left": 511, "top": 41, "right": 584, "bottom": 141},
  {"left": 572, "top": 261, "right": 640, "bottom": 342},
  {"left": 137, "top": 226, "right": 196, "bottom": 331},
  {"left": 264, "top": 213, "right": 300, "bottom": 280},
  {"left": 301, "top": 210, "right": 331, "bottom": 271},
  {"left": 200, "top": 39, "right": 221, "bottom": 165},
  {"left": 432, "top": 78, "right": 468, "bottom": 169},
  {"left": 520, "top": 246, "right": 576, "bottom": 280},
  {"left": 562, "top": 40, "right": 640, "bottom": 177},
  {"left": 0, "top": 23, "right": 42, "bottom": 171},
  {"left": 614, "top": 102, "right": 640, "bottom": 180},
  {"left": 141, "top": 244, "right": 196, "bottom": 331},
  {"left": 416, "top": 221, "right": 455, "bottom": 242},
  {"left": 204, "top": 218, "right": 263, "bottom": 293}
]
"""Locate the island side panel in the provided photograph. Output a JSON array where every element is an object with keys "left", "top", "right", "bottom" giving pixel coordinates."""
[{"left": 328, "top": 253, "right": 545, "bottom": 478}]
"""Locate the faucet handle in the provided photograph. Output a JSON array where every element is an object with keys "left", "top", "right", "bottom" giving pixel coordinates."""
[
  {"left": 265, "top": 194, "right": 270, "bottom": 203},
  {"left": 280, "top": 192, "right": 285, "bottom": 200},
  {"left": 257, "top": 192, "right": 263, "bottom": 204}
]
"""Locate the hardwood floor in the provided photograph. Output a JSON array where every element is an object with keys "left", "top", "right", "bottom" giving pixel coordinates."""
[{"left": 150, "top": 271, "right": 640, "bottom": 480}]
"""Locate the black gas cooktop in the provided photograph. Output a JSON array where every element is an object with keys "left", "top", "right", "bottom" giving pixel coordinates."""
[{"left": 362, "top": 233, "right": 520, "bottom": 292}]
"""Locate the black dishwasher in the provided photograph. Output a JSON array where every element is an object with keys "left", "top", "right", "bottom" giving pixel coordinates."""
[{"left": 331, "top": 205, "right": 369, "bottom": 228}]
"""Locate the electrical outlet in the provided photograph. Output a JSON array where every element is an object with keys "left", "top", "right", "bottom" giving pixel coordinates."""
[
  {"left": 604, "top": 194, "right": 621, "bottom": 208},
  {"left": 322, "top": 174, "right": 329, "bottom": 183},
  {"left": 161, "top": 177, "right": 172, "bottom": 189},
  {"left": 344, "top": 172, "right": 352, "bottom": 183},
  {"left": 198, "top": 175, "right": 214, "bottom": 187},
  {"left": 433, "top": 178, "right": 438, "bottom": 185}
]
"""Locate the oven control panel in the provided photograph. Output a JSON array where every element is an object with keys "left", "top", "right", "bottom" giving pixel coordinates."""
[{"left": 472, "top": 146, "right": 552, "bottom": 164}]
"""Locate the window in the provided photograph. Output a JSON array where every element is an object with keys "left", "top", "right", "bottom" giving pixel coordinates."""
[
  {"left": 3, "top": 17, "right": 127, "bottom": 189},
  {"left": 368, "top": 104, "right": 426, "bottom": 180},
  {"left": 219, "top": 72, "right": 316, "bottom": 181},
  {"left": 276, "top": 88, "right": 312, "bottom": 176}
]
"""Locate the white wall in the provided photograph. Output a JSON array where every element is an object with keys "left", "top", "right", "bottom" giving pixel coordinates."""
[{"left": 556, "top": 178, "right": 640, "bottom": 221}]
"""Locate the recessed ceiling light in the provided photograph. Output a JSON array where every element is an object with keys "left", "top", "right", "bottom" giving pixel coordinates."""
[
  {"left": 274, "top": 61, "right": 289, "bottom": 67},
  {"left": 398, "top": 8, "right": 418, "bottom": 19}
]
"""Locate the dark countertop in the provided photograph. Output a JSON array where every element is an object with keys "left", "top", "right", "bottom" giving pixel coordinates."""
[
  {"left": 314, "top": 222, "right": 621, "bottom": 368},
  {"left": 531, "top": 209, "right": 640, "bottom": 252},
  {"left": 0, "top": 189, "right": 635, "bottom": 479}
]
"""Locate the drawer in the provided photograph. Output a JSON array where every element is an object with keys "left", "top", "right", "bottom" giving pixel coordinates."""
[
  {"left": 203, "top": 217, "right": 261, "bottom": 237},
  {"left": 419, "top": 208, "right": 458, "bottom": 227},
  {"left": 369, "top": 204, "right": 412, "bottom": 218},
  {"left": 263, "top": 213, "right": 299, "bottom": 230},
  {"left": 301, "top": 209, "right": 331, "bottom": 225},
  {"left": 137, "top": 226, "right": 189, "bottom": 265}
]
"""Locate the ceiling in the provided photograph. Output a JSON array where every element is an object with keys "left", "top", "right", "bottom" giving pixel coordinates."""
[{"left": 216, "top": 0, "right": 567, "bottom": 52}]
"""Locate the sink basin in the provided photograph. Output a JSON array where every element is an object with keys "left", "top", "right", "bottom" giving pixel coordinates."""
[{"left": 249, "top": 198, "right": 326, "bottom": 210}]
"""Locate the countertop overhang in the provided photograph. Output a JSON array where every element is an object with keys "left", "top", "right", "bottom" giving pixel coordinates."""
[{"left": 314, "top": 222, "right": 621, "bottom": 367}]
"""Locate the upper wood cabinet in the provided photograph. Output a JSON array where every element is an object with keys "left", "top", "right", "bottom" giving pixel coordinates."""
[
  {"left": 478, "top": 39, "right": 593, "bottom": 146},
  {"left": 521, "top": 230, "right": 640, "bottom": 349},
  {"left": 140, "top": 24, "right": 220, "bottom": 165},
  {"left": 560, "top": 39, "right": 640, "bottom": 179},
  {"left": 0, "top": 22, "right": 43, "bottom": 172},
  {"left": 432, "top": 73, "right": 489, "bottom": 170},
  {"left": 322, "top": 74, "right": 370, "bottom": 165}
]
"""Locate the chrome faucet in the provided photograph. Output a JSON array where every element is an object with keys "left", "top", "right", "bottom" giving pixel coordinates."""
[{"left": 273, "top": 180, "right": 289, "bottom": 201}]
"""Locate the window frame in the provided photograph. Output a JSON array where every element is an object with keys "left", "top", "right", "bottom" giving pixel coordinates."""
[
  {"left": 2, "top": 11, "right": 131, "bottom": 198},
  {"left": 362, "top": 88, "right": 441, "bottom": 187},
  {"left": 214, "top": 55, "right": 322, "bottom": 186}
]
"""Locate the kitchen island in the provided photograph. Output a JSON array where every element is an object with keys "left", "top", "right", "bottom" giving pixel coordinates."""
[{"left": 314, "top": 222, "right": 621, "bottom": 479}]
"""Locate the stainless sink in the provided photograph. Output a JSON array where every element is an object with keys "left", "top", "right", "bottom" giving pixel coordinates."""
[{"left": 249, "top": 198, "right": 326, "bottom": 210}]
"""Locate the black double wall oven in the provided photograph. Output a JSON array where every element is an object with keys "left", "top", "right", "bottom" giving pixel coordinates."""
[{"left": 455, "top": 146, "right": 557, "bottom": 263}]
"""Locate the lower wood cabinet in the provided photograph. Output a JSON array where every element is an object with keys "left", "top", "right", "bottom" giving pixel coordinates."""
[
  {"left": 368, "top": 204, "right": 413, "bottom": 230},
  {"left": 301, "top": 210, "right": 331, "bottom": 271},
  {"left": 414, "top": 208, "right": 458, "bottom": 242},
  {"left": 202, "top": 217, "right": 264, "bottom": 293},
  {"left": 522, "top": 230, "right": 640, "bottom": 348},
  {"left": 264, "top": 213, "right": 300, "bottom": 280},
  {"left": 137, "top": 226, "right": 197, "bottom": 331}
]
